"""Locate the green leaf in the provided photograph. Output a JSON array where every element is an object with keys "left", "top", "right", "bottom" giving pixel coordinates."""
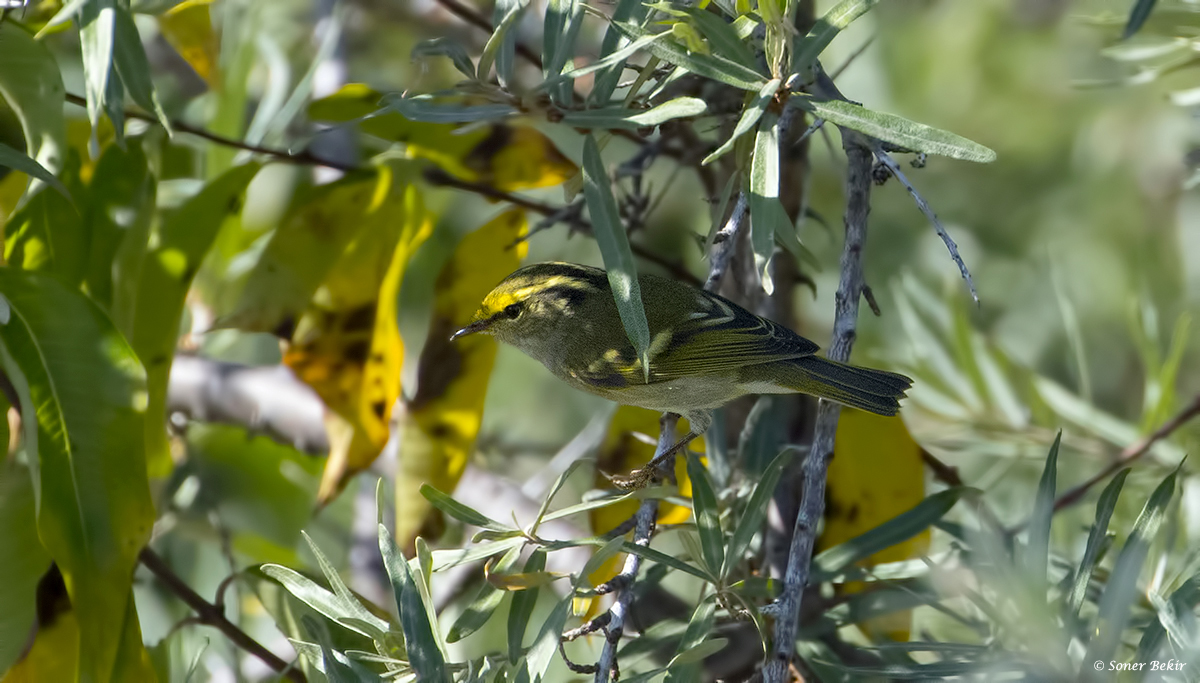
[
  {"left": 261, "top": 567, "right": 390, "bottom": 638},
  {"left": 1025, "top": 432, "right": 1060, "bottom": 594},
  {"left": 664, "top": 597, "right": 715, "bottom": 683},
  {"left": 129, "top": 163, "right": 260, "bottom": 470},
  {"left": 1123, "top": 0, "right": 1158, "bottom": 39},
  {"left": 724, "top": 447, "right": 792, "bottom": 577},
  {"left": 622, "top": 540, "right": 713, "bottom": 582},
  {"left": 792, "top": 97, "right": 997, "bottom": 163},
  {"left": 0, "top": 461, "right": 51, "bottom": 673},
  {"left": 447, "top": 545, "right": 523, "bottom": 642},
  {"left": 703, "top": 79, "right": 781, "bottom": 165},
  {"left": 84, "top": 142, "right": 155, "bottom": 320},
  {"left": 379, "top": 524, "right": 449, "bottom": 683},
  {"left": 303, "top": 616, "right": 367, "bottom": 683},
  {"left": 812, "top": 488, "right": 970, "bottom": 580},
  {"left": 685, "top": 454, "right": 724, "bottom": 578},
  {"left": 667, "top": 638, "right": 728, "bottom": 667},
  {"left": 0, "top": 21, "right": 67, "bottom": 198},
  {"left": 548, "top": 32, "right": 665, "bottom": 95},
  {"left": 678, "top": 7, "right": 756, "bottom": 66},
  {"left": 1084, "top": 467, "right": 1179, "bottom": 667},
  {"left": 538, "top": 490, "right": 639, "bottom": 523},
  {"left": 609, "top": 21, "right": 768, "bottom": 91},
  {"left": 749, "top": 110, "right": 781, "bottom": 294},
  {"left": 582, "top": 134, "right": 652, "bottom": 380},
  {"left": 560, "top": 97, "right": 707, "bottom": 130},
  {"left": 791, "top": 0, "right": 881, "bottom": 72},
  {"left": 421, "top": 483, "right": 510, "bottom": 531},
  {"left": 381, "top": 94, "right": 517, "bottom": 124},
  {"left": 78, "top": 0, "right": 124, "bottom": 139},
  {"left": 430, "top": 536, "right": 526, "bottom": 571},
  {"left": 112, "top": 3, "right": 171, "bottom": 133},
  {"left": 1136, "top": 573, "right": 1200, "bottom": 662},
  {"left": 590, "top": 0, "right": 653, "bottom": 104},
  {"left": 530, "top": 459, "right": 587, "bottom": 536},
  {"left": 507, "top": 549, "right": 546, "bottom": 662},
  {"left": 480, "top": 0, "right": 525, "bottom": 85},
  {"left": 525, "top": 594, "right": 572, "bottom": 680},
  {"left": 412, "top": 38, "right": 476, "bottom": 80},
  {"left": 1067, "top": 469, "right": 1128, "bottom": 618},
  {"left": 579, "top": 536, "right": 628, "bottom": 584},
  {"left": 544, "top": 0, "right": 584, "bottom": 105},
  {"left": 0, "top": 141, "right": 68, "bottom": 199},
  {"left": 4, "top": 153, "right": 86, "bottom": 285},
  {"left": 0, "top": 271, "right": 155, "bottom": 683}
]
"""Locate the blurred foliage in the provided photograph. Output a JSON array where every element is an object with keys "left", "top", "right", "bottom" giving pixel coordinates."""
[{"left": 0, "top": 0, "right": 1196, "bottom": 680}]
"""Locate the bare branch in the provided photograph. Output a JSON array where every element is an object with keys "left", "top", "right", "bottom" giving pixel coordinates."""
[
  {"left": 1009, "top": 393, "right": 1200, "bottom": 534},
  {"left": 64, "top": 93, "right": 359, "bottom": 174},
  {"left": 764, "top": 129, "right": 873, "bottom": 683},
  {"left": 140, "top": 548, "right": 306, "bottom": 682},
  {"left": 871, "top": 149, "right": 979, "bottom": 304},
  {"left": 704, "top": 192, "right": 749, "bottom": 292},
  {"left": 592, "top": 415, "right": 677, "bottom": 682}
]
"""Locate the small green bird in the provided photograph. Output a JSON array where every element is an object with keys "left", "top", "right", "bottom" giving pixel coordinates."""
[{"left": 452, "top": 262, "right": 912, "bottom": 439}]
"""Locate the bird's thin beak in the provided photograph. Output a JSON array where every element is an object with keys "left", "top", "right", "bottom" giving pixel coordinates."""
[{"left": 450, "top": 318, "right": 493, "bottom": 341}]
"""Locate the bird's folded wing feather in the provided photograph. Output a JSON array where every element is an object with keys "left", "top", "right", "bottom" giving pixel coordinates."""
[{"left": 576, "top": 289, "right": 820, "bottom": 387}]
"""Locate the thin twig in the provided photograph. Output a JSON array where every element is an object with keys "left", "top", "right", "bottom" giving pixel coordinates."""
[
  {"left": 763, "top": 130, "right": 873, "bottom": 683},
  {"left": 871, "top": 149, "right": 978, "bottom": 304},
  {"left": 1008, "top": 393, "right": 1200, "bottom": 534},
  {"left": 591, "top": 415, "right": 677, "bottom": 683},
  {"left": 811, "top": 66, "right": 979, "bottom": 305},
  {"left": 140, "top": 548, "right": 306, "bottom": 682},
  {"left": 64, "top": 93, "right": 359, "bottom": 174}
]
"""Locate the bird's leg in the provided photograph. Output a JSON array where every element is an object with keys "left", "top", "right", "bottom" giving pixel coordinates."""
[{"left": 609, "top": 431, "right": 700, "bottom": 490}]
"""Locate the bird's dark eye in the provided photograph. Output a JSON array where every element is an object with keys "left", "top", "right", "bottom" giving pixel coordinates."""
[{"left": 504, "top": 303, "right": 522, "bottom": 319}]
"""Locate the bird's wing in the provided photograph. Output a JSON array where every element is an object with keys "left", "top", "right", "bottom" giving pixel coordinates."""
[{"left": 573, "top": 288, "right": 820, "bottom": 388}]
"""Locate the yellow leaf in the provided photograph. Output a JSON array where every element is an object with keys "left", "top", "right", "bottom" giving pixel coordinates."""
[
  {"left": 157, "top": 0, "right": 220, "bottom": 90},
  {"left": 280, "top": 176, "right": 433, "bottom": 502},
  {"left": 309, "top": 85, "right": 576, "bottom": 191},
  {"left": 223, "top": 171, "right": 402, "bottom": 334},
  {"left": 578, "top": 407, "right": 705, "bottom": 616},
  {"left": 818, "top": 409, "right": 928, "bottom": 642},
  {"left": 394, "top": 208, "right": 528, "bottom": 549}
]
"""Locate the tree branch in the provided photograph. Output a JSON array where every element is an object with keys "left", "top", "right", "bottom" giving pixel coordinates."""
[
  {"left": 591, "top": 414, "right": 676, "bottom": 683},
  {"left": 1009, "top": 393, "right": 1200, "bottom": 534},
  {"left": 139, "top": 548, "right": 306, "bottom": 682},
  {"left": 64, "top": 93, "right": 359, "bottom": 174},
  {"left": 763, "top": 130, "right": 873, "bottom": 683}
]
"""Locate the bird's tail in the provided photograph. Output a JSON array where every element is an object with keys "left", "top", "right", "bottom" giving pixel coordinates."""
[{"left": 772, "top": 356, "right": 913, "bottom": 416}]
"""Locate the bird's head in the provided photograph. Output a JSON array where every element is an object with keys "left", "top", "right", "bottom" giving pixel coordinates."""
[{"left": 451, "top": 262, "right": 606, "bottom": 348}]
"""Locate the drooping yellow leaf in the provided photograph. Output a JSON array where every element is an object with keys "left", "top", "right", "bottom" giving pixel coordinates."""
[
  {"left": 282, "top": 174, "right": 433, "bottom": 502},
  {"left": 223, "top": 170, "right": 399, "bottom": 334},
  {"left": 395, "top": 208, "right": 528, "bottom": 548},
  {"left": 818, "top": 409, "right": 928, "bottom": 642},
  {"left": 309, "top": 84, "right": 576, "bottom": 191},
  {"left": 157, "top": 0, "right": 220, "bottom": 90},
  {"left": 580, "top": 407, "right": 705, "bottom": 616}
]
